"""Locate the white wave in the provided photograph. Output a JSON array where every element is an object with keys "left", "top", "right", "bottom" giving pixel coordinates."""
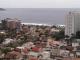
[{"left": 22, "top": 23, "right": 52, "bottom": 26}]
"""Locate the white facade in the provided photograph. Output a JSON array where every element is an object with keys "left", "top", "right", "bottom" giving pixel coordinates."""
[{"left": 65, "top": 11, "right": 80, "bottom": 36}]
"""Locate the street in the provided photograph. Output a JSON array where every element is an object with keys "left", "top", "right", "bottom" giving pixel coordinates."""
[{"left": 63, "top": 58, "right": 80, "bottom": 60}]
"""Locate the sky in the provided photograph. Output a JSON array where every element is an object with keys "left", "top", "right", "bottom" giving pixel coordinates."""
[{"left": 0, "top": 0, "right": 80, "bottom": 8}]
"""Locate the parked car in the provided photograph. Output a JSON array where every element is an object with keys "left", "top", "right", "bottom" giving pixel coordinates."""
[
  {"left": 76, "top": 46, "right": 80, "bottom": 58},
  {"left": 76, "top": 51, "right": 80, "bottom": 58},
  {"left": 43, "top": 47, "right": 51, "bottom": 51}
]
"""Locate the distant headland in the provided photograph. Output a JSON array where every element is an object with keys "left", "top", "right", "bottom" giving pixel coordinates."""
[{"left": 0, "top": 8, "right": 6, "bottom": 11}]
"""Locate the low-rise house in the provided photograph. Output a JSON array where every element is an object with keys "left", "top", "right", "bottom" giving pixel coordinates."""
[
  {"left": 28, "top": 56, "right": 38, "bottom": 60},
  {"left": 31, "top": 46, "right": 42, "bottom": 52},
  {"left": 13, "top": 48, "right": 21, "bottom": 53},
  {"left": 51, "top": 46, "right": 60, "bottom": 56},
  {"left": 27, "top": 51, "right": 40, "bottom": 60},
  {"left": 2, "top": 38, "right": 13, "bottom": 45},
  {"left": 4, "top": 51, "right": 22, "bottom": 60},
  {"left": 22, "top": 42, "right": 34, "bottom": 49},
  {"left": 72, "top": 39, "right": 80, "bottom": 47},
  {"left": 51, "top": 28, "right": 60, "bottom": 33},
  {"left": 60, "top": 49, "right": 70, "bottom": 57},
  {"left": 28, "top": 52, "right": 39, "bottom": 58},
  {"left": 22, "top": 47, "right": 29, "bottom": 55},
  {"left": 72, "top": 42, "right": 79, "bottom": 47},
  {"left": 0, "top": 50, "right": 4, "bottom": 58},
  {"left": 40, "top": 51, "right": 50, "bottom": 60}
]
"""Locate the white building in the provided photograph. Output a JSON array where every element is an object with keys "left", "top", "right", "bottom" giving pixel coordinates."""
[{"left": 65, "top": 11, "right": 80, "bottom": 36}]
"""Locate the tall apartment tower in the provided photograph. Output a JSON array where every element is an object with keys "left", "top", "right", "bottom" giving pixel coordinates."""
[
  {"left": 65, "top": 11, "right": 80, "bottom": 36},
  {"left": 1, "top": 18, "right": 21, "bottom": 31}
]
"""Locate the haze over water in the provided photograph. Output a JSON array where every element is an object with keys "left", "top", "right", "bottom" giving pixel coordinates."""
[{"left": 0, "top": 8, "right": 78, "bottom": 25}]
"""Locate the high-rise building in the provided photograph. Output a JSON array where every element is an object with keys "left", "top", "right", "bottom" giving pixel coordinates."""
[
  {"left": 1, "top": 18, "right": 21, "bottom": 31},
  {"left": 65, "top": 11, "right": 80, "bottom": 36}
]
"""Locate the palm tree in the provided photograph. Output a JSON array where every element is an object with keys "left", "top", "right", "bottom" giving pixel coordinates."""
[
  {"left": 76, "top": 31, "right": 80, "bottom": 39},
  {"left": 65, "top": 33, "right": 76, "bottom": 46},
  {"left": 0, "top": 32, "right": 6, "bottom": 43},
  {"left": 70, "top": 33, "right": 76, "bottom": 43},
  {"left": 65, "top": 35, "right": 70, "bottom": 45}
]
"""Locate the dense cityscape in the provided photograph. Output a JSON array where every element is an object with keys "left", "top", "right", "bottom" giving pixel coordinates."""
[{"left": 0, "top": 11, "right": 80, "bottom": 60}]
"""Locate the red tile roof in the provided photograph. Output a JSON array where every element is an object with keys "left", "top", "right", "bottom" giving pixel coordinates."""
[
  {"left": 32, "top": 47, "right": 42, "bottom": 52},
  {"left": 29, "top": 57, "right": 38, "bottom": 60},
  {"left": 22, "top": 47, "right": 29, "bottom": 53}
]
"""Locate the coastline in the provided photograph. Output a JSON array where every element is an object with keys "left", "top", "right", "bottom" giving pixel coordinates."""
[
  {"left": 22, "top": 23, "right": 65, "bottom": 27},
  {"left": 22, "top": 23, "right": 52, "bottom": 26}
]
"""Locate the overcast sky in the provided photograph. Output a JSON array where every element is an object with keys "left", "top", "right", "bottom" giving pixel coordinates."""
[{"left": 0, "top": 0, "right": 80, "bottom": 8}]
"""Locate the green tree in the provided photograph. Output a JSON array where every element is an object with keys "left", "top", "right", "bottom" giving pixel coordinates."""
[
  {"left": 70, "top": 33, "right": 76, "bottom": 43},
  {"left": 1, "top": 47, "right": 11, "bottom": 54},
  {"left": 65, "top": 35, "right": 70, "bottom": 44},
  {"left": 76, "top": 31, "right": 80, "bottom": 39},
  {"left": 0, "top": 33, "right": 5, "bottom": 43},
  {"left": 52, "top": 30, "right": 65, "bottom": 40}
]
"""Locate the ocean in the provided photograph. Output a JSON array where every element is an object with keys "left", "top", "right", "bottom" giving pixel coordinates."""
[{"left": 0, "top": 8, "right": 79, "bottom": 25}]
